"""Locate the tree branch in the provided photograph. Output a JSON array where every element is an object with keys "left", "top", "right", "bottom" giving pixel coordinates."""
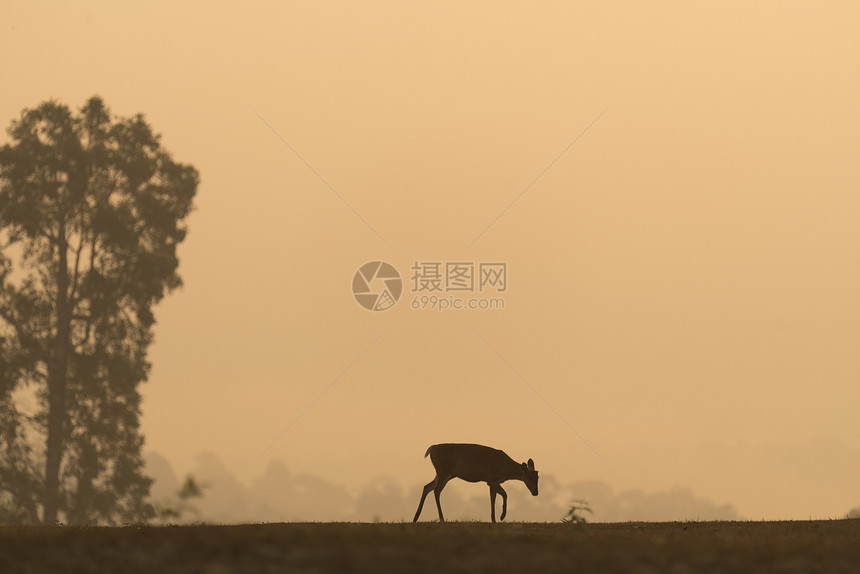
[
  {"left": 70, "top": 311, "right": 94, "bottom": 350},
  {"left": 68, "top": 232, "right": 86, "bottom": 305},
  {"left": 0, "top": 307, "right": 44, "bottom": 362}
]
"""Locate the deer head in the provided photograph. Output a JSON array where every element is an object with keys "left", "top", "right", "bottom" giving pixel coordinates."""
[{"left": 521, "top": 458, "right": 539, "bottom": 496}]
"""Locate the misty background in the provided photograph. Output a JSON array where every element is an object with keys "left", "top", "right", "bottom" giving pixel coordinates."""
[
  {"left": 2, "top": 1, "right": 859, "bottom": 523},
  {"left": 145, "top": 451, "right": 740, "bottom": 523}
]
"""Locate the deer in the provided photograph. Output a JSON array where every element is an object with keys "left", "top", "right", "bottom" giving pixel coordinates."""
[{"left": 412, "top": 443, "right": 539, "bottom": 523}]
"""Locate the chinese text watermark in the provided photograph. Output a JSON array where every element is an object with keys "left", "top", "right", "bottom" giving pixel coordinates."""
[{"left": 352, "top": 261, "right": 508, "bottom": 312}]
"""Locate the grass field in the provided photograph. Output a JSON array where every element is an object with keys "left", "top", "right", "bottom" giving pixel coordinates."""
[{"left": 2, "top": 520, "right": 858, "bottom": 573}]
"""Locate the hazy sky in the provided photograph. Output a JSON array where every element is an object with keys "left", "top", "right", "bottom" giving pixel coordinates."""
[{"left": 2, "top": 1, "right": 859, "bottom": 520}]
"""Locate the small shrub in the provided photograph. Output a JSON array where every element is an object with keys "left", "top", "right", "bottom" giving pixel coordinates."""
[
  {"left": 154, "top": 476, "right": 208, "bottom": 523},
  {"left": 562, "top": 499, "right": 593, "bottom": 525}
]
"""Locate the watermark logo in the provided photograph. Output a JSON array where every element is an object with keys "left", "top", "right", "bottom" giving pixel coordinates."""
[
  {"left": 352, "top": 261, "right": 403, "bottom": 311},
  {"left": 353, "top": 260, "right": 507, "bottom": 312}
]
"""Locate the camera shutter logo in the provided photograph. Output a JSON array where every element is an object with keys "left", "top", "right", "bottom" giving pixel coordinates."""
[{"left": 352, "top": 261, "right": 402, "bottom": 311}]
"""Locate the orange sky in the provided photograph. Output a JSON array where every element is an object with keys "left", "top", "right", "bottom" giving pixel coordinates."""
[{"left": 2, "top": 1, "right": 859, "bottom": 520}]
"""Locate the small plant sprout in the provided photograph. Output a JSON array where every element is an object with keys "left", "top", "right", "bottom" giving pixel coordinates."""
[{"left": 562, "top": 499, "right": 593, "bottom": 525}]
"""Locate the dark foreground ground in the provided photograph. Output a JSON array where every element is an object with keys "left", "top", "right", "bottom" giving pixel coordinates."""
[{"left": 1, "top": 520, "right": 859, "bottom": 573}]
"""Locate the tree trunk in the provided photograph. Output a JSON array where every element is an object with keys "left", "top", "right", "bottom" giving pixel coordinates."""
[{"left": 43, "top": 232, "right": 70, "bottom": 525}]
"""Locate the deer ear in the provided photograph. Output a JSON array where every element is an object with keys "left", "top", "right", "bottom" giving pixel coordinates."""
[
  {"left": 527, "top": 458, "right": 535, "bottom": 470},
  {"left": 521, "top": 462, "right": 528, "bottom": 470}
]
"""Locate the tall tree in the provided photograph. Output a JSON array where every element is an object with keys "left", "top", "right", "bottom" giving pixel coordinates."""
[{"left": 0, "top": 97, "right": 197, "bottom": 524}]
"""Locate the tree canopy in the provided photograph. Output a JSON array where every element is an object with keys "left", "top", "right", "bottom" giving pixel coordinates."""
[{"left": 0, "top": 96, "right": 197, "bottom": 524}]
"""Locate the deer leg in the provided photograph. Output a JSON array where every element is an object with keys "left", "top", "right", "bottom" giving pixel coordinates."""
[
  {"left": 413, "top": 478, "right": 437, "bottom": 523},
  {"left": 433, "top": 476, "right": 451, "bottom": 522},
  {"left": 489, "top": 484, "right": 498, "bottom": 523},
  {"left": 497, "top": 484, "right": 508, "bottom": 521}
]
